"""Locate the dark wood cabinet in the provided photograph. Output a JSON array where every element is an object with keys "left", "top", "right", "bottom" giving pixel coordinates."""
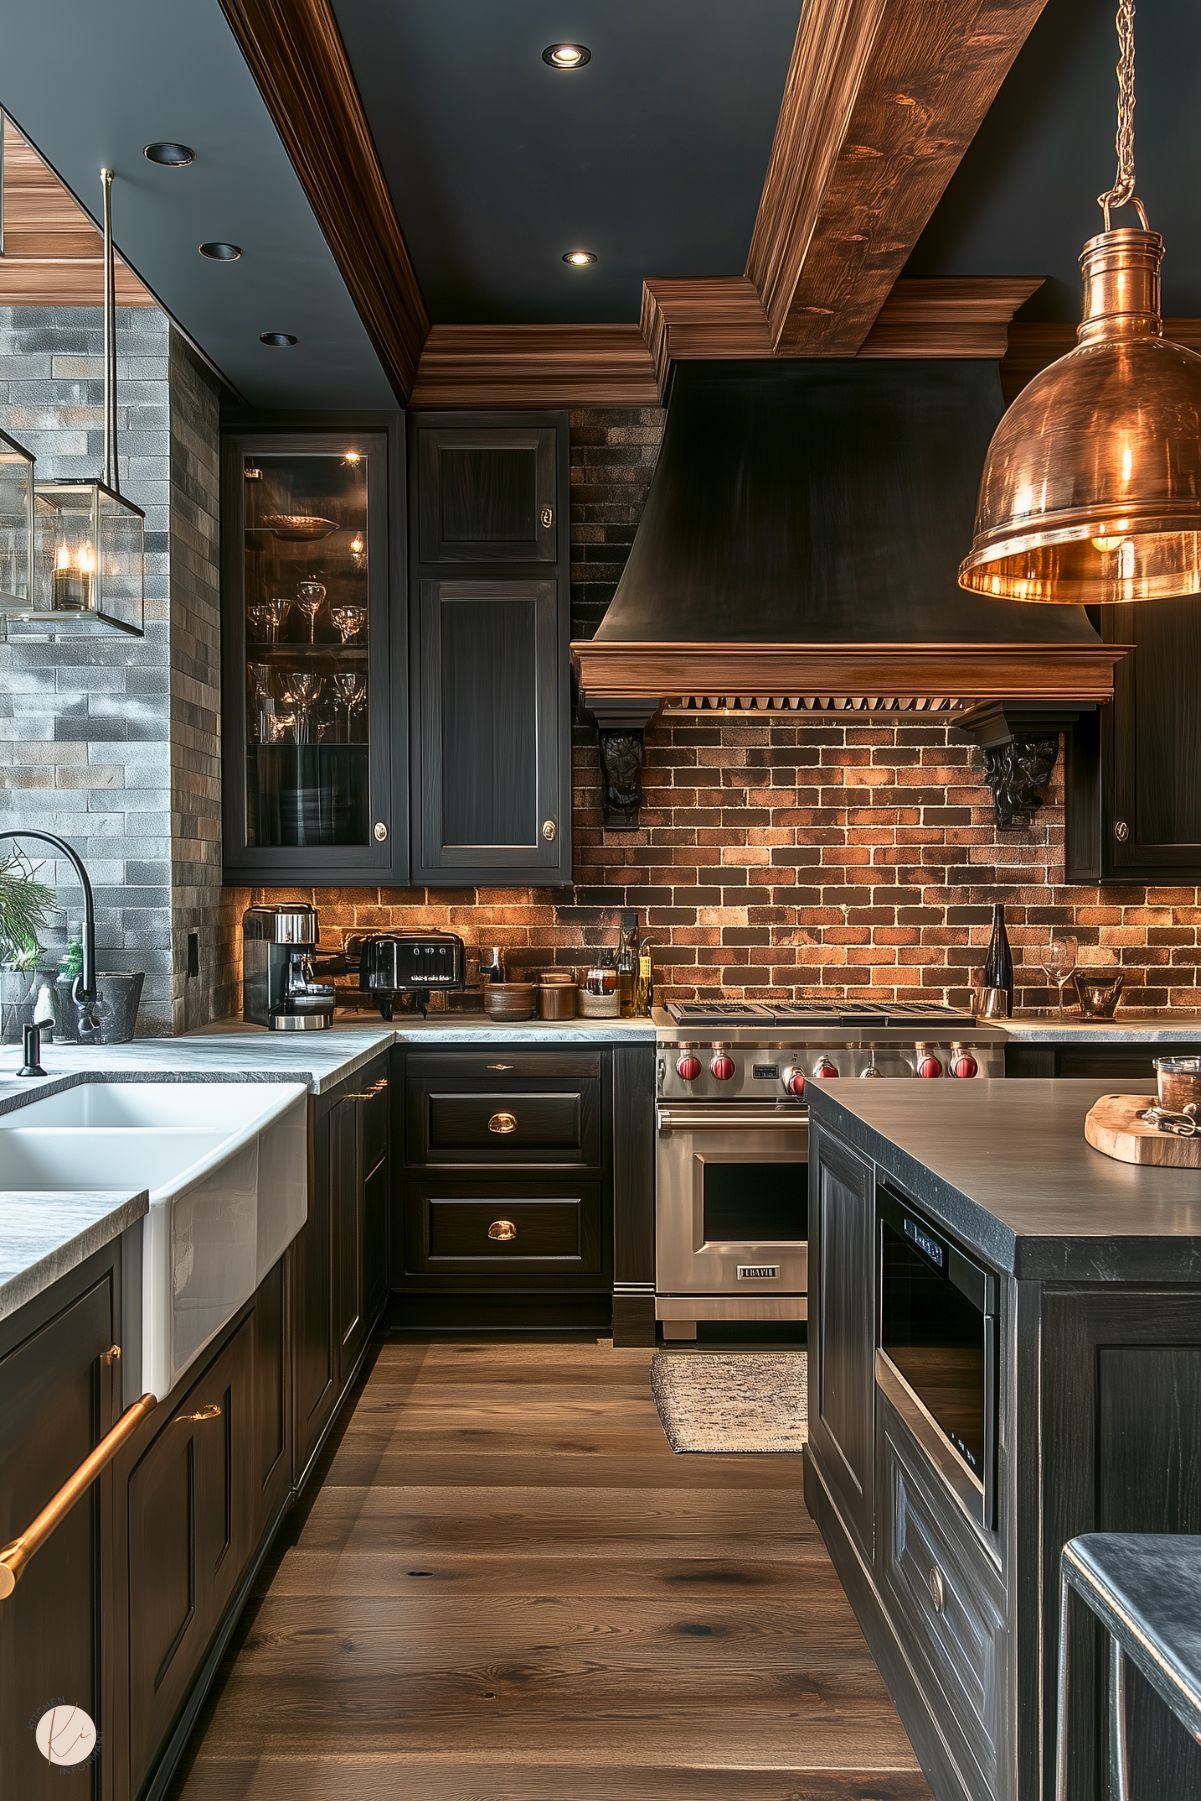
[
  {"left": 250, "top": 1258, "right": 290, "bottom": 1545},
  {"left": 409, "top": 414, "right": 571, "bottom": 886},
  {"left": 415, "top": 422, "right": 559, "bottom": 563},
  {"left": 220, "top": 419, "right": 408, "bottom": 885},
  {"left": 291, "top": 1058, "right": 389, "bottom": 1486},
  {"left": 808, "top": 1119, "right": 876, "bottom": 1565},
  {"left": 1005, "top": 1038, "right": 1200, "bottom": 1081},
  {"left": 126, "top": 1316, "right": 253, "bottom": 1794},
  {"left": 0, "top": 1247, "right": 121, "bottom": 1801},
  {"left": 404, "top": 1177, "right": 604, "bottom": 1278},
  {"left": 1067, "top": 598, "right": 1201, "bottom": 881}
]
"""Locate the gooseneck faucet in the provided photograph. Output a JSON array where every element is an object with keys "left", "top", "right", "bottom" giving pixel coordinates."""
[{"left": 0, "top": 830, "right": 99, "bottom": 1025}]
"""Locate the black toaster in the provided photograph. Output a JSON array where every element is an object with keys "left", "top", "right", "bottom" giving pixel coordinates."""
[{"left": 356, "top": 931, "right": 465, "bottom": 1019}]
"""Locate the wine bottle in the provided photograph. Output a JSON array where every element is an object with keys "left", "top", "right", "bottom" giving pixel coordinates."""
[{"left": 983, "top": 903, "right": 1014, "bottom": 1015}]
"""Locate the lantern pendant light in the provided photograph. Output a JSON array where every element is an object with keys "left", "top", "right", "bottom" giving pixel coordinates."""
[
  {"left": 23, "top": 167, "right": 145, "bottom": 637},
  {"left": 959, "top": 0, "right": 1201, "bottom": 605}
]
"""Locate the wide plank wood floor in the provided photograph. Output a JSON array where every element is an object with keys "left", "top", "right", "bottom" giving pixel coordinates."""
[{"left": 170, "top": 1341, "right": 931, "bottom": 1801}]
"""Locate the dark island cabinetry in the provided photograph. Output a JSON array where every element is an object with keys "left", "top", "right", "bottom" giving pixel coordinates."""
[
  {"left": 1067, "top": 597, "right": 1201, "bottom": 882},
  {"left": 805, "top": 1082, "right": 1201, "bottom": 1801}
]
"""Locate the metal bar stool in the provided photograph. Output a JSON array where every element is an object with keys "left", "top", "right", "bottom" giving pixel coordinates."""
[{"left": 1056, "top": 1534, "right": 1201, "bottom": 1801}]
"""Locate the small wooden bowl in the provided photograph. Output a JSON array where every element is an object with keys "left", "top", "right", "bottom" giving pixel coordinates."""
[{"left": 484, "top": 981, "right": 537, "bottom": 1021}]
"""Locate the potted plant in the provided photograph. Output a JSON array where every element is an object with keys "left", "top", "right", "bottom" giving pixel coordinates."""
[{"left": 0, "top": 850, "right": 59, "bottom": 1041}]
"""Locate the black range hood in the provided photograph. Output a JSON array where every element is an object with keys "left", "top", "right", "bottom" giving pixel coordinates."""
[{"left": 571, "top": 359, "right": 1126, "bottom": 827}]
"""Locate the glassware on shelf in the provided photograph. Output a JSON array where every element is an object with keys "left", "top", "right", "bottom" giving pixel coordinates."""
[
  {"left": 332, "top": 672, "right": 367, "bottom": 742},
  {"left": 278, "top": 671, "right": 324, "bottom": 745},
  {"left": 248, "top": 596, "right": 292, "bottom": 644},
  {"left": 329, "top": 603, "right": 367, "bottom": 645},
  {"left": 1040, "top": 931, "right": 1080, "bottom": 1016},
  {"left": 247, "top": 661, "right": 274, "bottom": 743},
  {"left": 266, "top": 712, "right": 297, "bottom": 744},
  {"left": 294, "top": 580, "right": 327, "bottom": 644}
]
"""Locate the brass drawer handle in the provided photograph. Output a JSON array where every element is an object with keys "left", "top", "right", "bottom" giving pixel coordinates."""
[
  {"left": 486, "top": 1063, "right": 514, "bottom": 1072},
  {"left": 178, "top": 1402, "right": 222, "bottom": 1425},
  {"left": 488, "top": 1110, "right": 518, "bottom": 1135},
  {"left": 928, "top": 1565, "right": 946, "bottom": 1615},
  {"left": 0, "top": 1388, "right": 159, "bottom": 1598},
  {"left": 488, "top": 1219, "right": 518, "bottom": 1242}
]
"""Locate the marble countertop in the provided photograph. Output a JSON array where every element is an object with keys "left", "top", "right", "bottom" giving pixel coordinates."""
[
  {"left": 809, "top": 1078, "right": 1201, "bottom": 1282},
  {"left": 998, "top": 1014, "right": 1201, "bottom": 1043},
  {"left": 0, "top": 1189, "right": 147, "bottom": 1326}
]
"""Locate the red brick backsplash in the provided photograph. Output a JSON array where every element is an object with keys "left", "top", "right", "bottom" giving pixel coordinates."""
[{"left": 225, "top": 408, "right": 1201, "bottom": 1016}]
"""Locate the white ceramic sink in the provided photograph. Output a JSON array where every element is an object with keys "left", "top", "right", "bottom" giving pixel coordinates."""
[
  {"left": 0, "top": 1081, "right": 309, "bottom": 1395},
  {"left": 0, "top": 1081, "right": 292, "bottom": 1130}
]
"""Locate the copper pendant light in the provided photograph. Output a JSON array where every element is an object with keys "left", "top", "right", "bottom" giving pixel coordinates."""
[{"left": 959, "top": 0, "right": 1201, "bottom": 604}]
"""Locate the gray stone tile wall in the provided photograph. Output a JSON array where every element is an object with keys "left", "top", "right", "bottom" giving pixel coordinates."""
[{"left": 0, "top": 307, "right": 234, "bottom": 1033}]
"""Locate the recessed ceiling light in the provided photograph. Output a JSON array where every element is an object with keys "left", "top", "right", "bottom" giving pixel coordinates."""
[
  {"left": 199, "top": 241, "right": 242, "bottom": 261},
  {"left": 542, "top": 43, "right": 591, "bottom": 69},
  {"left": 143, "top": 142, "right": 194, "bottom": 167},
  {"left": 259, "top": 331, "right": 298, "bottom": 348},
  {"left": 562, "top": 249, "right": 597, "bottom": 266}
]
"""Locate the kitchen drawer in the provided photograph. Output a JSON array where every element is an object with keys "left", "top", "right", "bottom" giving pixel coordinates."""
[
  {"left": 879, "top": 1408, "right": 1006, "bottom": 1798},
  {"left": 404, "top": 1052, "right": 601, "bottom": 1168},
  {"left": 403, "top": 1178, "right": 604, "bottom": 1278}
]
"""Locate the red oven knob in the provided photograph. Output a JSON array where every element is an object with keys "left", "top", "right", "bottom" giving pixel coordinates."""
[
  {"left": 710, "top": 1046, "right": 736, "bottom": 1081},
  {"left": 950, "top": 1043, "right": 979, "bottom": 1079},
  {"left": 813, "top": 1057, "right": 839, "bottom": 1080},
  {"left": 676, "top": 1050, "right": 702, "bottom": 1082},
  {"left": 781, "top": 1065, "right": 806, "bottom": 1097},
  {"left": 915, "top": 1042, "right": 943, "bottom": 1079}
]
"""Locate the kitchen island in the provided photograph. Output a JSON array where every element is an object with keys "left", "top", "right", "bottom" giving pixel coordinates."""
[{"left": 805, "top": 1078, "right": 1201, "bottom": 1801}]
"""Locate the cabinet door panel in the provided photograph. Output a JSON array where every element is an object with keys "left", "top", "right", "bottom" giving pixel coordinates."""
[
  {"left": 809, "top": 1122, "right": 876, "bottom": 1563},
  {"left": 333, "top": 1095, "right": 367, "bottom": 1378},
  {"left": 0, "top": 1270, "right": 118, "bottom": 1801},
  {"left": 127, "top": 1318, "right": 252, "bottom": 1792},
  {"left": 291, "top": 1109, "right": 337, "bottom": 1479},
  {"left": 251, "top": 1259, "right": 290, "bottom": 1541},
  {"left": 415, "top": 577, "right": 566, "bottom": 879},
  {"left": 417, "top": 425, "right": 557, "bottom": 563},
  {"left": 404, "top": 1178, "right": 604, "bottom": 1280}
]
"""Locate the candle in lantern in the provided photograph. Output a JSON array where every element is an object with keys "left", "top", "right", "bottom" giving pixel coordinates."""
[{"left": 52, "top": 540, "right": 95, "bottom": 612}]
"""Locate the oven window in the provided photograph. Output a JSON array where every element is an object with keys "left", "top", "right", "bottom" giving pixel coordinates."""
[
  {"left": 880, "top": 1218, "right": 985, "bottom": 1478},
  {"left": 701, "top": 1162, "right": 808, "bottom": 1245}
]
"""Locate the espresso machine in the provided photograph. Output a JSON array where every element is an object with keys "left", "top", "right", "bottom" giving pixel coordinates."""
[{"left": 242, "top": 903, "right": 336, "bottom": 1031}]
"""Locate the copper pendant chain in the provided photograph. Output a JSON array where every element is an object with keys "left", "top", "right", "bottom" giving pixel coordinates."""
[{"left": 1097, "top": 0, "right": 1149, "bottom": 229}]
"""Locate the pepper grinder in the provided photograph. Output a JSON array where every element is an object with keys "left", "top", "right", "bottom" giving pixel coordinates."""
[{"left": 17, "top": 1022, "right": 46, "bottom": 1078}]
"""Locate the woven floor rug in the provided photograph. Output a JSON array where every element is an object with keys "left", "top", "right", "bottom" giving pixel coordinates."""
[{"left": 650, "top": 1351, "right": 808, "bottom": 1453}]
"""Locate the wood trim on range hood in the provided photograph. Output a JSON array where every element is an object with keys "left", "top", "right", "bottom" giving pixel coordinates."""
[{"left": 571, "top": 640, "right": 1128, "bottom": 711}]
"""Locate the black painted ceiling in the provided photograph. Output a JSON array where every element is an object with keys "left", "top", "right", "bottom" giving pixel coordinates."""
[
  {"left": 909, "top": 0, "right": 1201, "bottom": 321},
  {"left": 330, "top": 0, "right": 801, "bottom": 324}
]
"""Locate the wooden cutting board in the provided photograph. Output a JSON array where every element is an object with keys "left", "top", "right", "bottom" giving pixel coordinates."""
[{"left": 1084, "top": 1093, "right": 1201, "bottom": 1167}]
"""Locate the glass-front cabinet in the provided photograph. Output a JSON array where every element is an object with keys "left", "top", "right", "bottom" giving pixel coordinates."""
[{"left": 221, "top": 427, "right": 406, "bottom": 883}]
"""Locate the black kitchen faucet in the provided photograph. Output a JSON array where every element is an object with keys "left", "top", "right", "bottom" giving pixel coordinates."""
[{"left": 0, "top": 829, "right": 100, "bottom": 1034}]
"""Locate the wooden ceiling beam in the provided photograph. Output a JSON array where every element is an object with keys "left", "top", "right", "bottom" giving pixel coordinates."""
[
  {"left": 219, "top": 0, "right": 428, "bottom": 401},
  {"left": 0, "top": 120, "right": 152, "bottom": 306},
  {"left": 411, "top": 325, "right": 658, "bottom": 408},
  {"left": 747, "top": 0, "right": 1051, "bottom": 356}
]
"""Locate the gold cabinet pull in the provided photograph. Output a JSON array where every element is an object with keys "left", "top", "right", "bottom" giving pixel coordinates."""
[
  {"left": 487, "top": 1219, "right": 518, "bottom": 1242},
  {"left": 486, "top": 1063, "right": 514, "bottom": 1072},
  {"left": 0, "top": 1389, "right": 158, "bottom": 1599},
  {"left": 488, "top": 1110, "right": 518, "bottom": 1135},
  {"left": 178, "top": 1402, "right": 222, "bottom": 1425}
]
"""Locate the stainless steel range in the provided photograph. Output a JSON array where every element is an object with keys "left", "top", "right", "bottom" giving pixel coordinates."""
[{"left": 653, "top": 999, "right": 1005, "bottom": 1339}]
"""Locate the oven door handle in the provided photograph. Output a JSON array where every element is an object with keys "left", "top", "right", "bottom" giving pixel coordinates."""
[{"left": 656, "top": 1107, "right": 808, "bottom": 1134}]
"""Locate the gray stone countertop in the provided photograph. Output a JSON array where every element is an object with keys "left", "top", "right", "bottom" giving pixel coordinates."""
[
  {"left": 808, "top": 1078, "right": 1201, "bottom": 1283},
  {"left": 0, "top": 1189, "right": 147, "bottom": 1326},
  {"left": 998, "top": 1014, "right": 1201, "bottom": 1043},
  {"left": 0, "top": 1013, "right": 656, "bottom": 1115}
]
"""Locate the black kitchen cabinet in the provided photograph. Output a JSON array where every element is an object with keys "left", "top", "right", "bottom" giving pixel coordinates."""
[
  {"left": 220, "top": 420, "right": 408, "bottom": 885},
  {"left": 292, "top": 1055, "right": 390, "bottom": 1486},
  {"left": 1067, "top": 597, "right": 1201, "bottom": 881},
  {"left": 250, "top": 1258, "right": 290, "bottom": 1545},
  {"left": 409, "top": 413, "right": 571, "bottom": 886},
  {"left": 126, "top": 1316, "right": 254, "bottom": 1795},
  {"left": 808, "top": 1119, "right": 876, "bottom": 1566},
  {"left": 0, "top": 1245, "right": 122, "bottom": 1801},
  {"left": 415, "top": 421, "right": 560, "bottom": 564},
  {"left": 1005, "top": 1038, "right": 1200, "bottom": 1081}
]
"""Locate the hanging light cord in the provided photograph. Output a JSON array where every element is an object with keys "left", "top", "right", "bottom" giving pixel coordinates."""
[{"left": 1097, "top": 0, "right": 1149, "bottom": 229}]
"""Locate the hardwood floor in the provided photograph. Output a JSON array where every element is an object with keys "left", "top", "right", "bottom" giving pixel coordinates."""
[{"left": 170, "top": 1341, "right": 931, "bottom": 1801}]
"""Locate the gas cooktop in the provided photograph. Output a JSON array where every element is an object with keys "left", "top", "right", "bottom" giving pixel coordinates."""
[{"left": 666, "top": 999, "right": 978, "bottom": 1029}]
